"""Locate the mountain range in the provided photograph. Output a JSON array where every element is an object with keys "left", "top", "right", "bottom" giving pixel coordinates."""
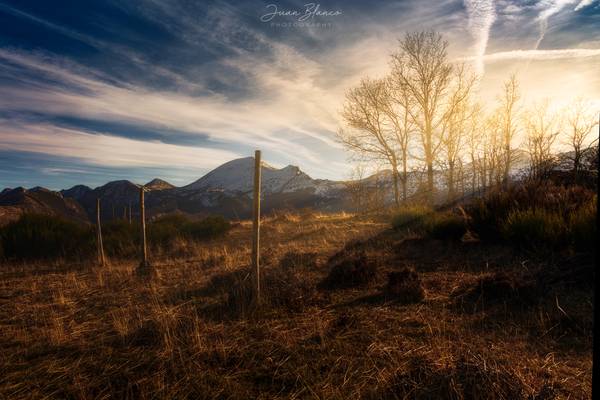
[
  {"left": 0, "top": 150, "right": 543, "bottom": 226},
  {"left": 0, "top": 157, "right": 355, "bottom": 225}
]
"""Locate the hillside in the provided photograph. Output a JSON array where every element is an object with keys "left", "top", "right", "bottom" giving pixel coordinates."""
[
  {"left": 0, "top": 187, "right": 89, "bottom": 226},
  {"left": 145, "top": 178, "right": 175, "bottom": 191}
]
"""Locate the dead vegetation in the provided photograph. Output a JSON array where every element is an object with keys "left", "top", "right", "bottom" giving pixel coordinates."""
[{"left": 0, "top": 211, "right": 593, "bottom": 399}]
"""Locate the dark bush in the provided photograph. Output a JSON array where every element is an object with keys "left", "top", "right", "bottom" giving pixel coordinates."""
[
  {"left": 148, "top": 214, "right": 187, "bottom": 247},
  {"left": 569, "top": 196, "right": 597, "bottom": 252},
  {"left": 106, "top": 214, "right": 231, "bottom": 255},
  {"left": 320, "top": 251, "right": 378, "bottom": 289},
  {"left": 183, "top": 216, "right": 231, "bottom": 240},
  {"left": 0, "top": 214, "right": 94, "bottom": 261},
  {"left": 426, "top": 213, "right": 467, "bottom": 241},
  {"left": 384, "top": 268, "right": 425, "bottom": 303},
  {"left": 102, "top": 220, "right": 139, "bottom": 257},
  {"left": 468, "top": 181, "right": 595, "bottom": 249},
  {"left": 501, "top": 208, "right": 566, "bottom": 249}
]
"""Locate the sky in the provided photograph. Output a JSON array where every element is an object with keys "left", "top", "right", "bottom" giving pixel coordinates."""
[{"left": 0, "top": 0, "right": 598, "bottom": 190}]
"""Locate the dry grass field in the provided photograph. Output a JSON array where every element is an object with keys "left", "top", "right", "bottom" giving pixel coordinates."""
[{"left": 0, "top": 211, "right": 593, "bottom": 399}]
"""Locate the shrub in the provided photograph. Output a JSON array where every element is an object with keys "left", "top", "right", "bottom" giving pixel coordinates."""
[
  {"left": 0, "top": 214, "right": 94, "bottom": 261},
  {"left": 426, "top": 213, "right": 467, "bottom": 241},
  {"left": 102, "top": 220, "right": 139, "bottom": 258},
  {"left": 384, "top": 268, "right": 425, "bottom": 303},
  {"left": 391, "top": 205, "right": 432, "bottom": 232},
  {"left": 320, "top": 251, "right": 378, "bottom": 289},
  {"left": 569, "top": 196, "right": 597, "bottom": 252},
  {"left": 137, "top": 214, "right": 231, "bottom": 252},
  {"left": 183, "top": 216, "right": 231, "bottom": 240},
  {"left": 148, "top": 215, "right": 187, "bottom": 248},
  {"left": 501, "top": 208, "right": 566, "bottom": 249},
  {"left": 468, "top": 181, "right": 595, "bottom": 242}
]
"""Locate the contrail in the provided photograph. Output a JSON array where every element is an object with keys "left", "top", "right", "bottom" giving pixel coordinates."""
[
  {"left": 534, "top": 0, "right": 578, "bottom": 50},
  {"left": 463, "top": 0, "right": 496, "bottom": 75},
  {"left": 574, "top": 0, "right": 595, "bottom": 11}
]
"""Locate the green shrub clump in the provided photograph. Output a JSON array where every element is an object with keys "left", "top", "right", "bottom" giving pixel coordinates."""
[
  {"left": 391, "top": 205, "right": 432, "bottom": 232},
  {"left": 183, "top": 216, "right": 231, "bottom": 240},
  {"left": 569, "top": 195, "right": 597, "bottom": 251},
  {"left": 392, "top": 206, "right": 466, "bottom": 241},
  {"left": 0, "top": 213, "right": 232, "bottom": 262},
  {"left": 501, "top": 208, "right": 567, "bottom": 249},
  {"left": 468, "top": 181, "right": 596, "bottom": 252},
  {"left": 0, "top": 214, "right": 94, "bottom": 261},
  {"left": 102, "top": 220, "right": 139, "bottom": 257},
  {"left": 426, "top": 213, "right": 467, "bottom": 241}
]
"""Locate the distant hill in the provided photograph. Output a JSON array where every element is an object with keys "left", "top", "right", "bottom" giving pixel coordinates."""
[
  {"left": 62, "top": 180, "right": 141, "bottom": 221},
  {"left": 145, "top": 178, "right": 175, "bottom": 191},
  {"left": 0, "top": 187, "right": 89, "bottom": 226}
]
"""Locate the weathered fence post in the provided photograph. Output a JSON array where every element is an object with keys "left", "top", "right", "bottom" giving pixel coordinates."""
[
  {"left": 136, "top": 186, "right": 153, "bottom": 277},
  {"left": 252, "top": 150, "right": 262, "bottom": 304},
  {"left": 96, "top": 198, "right": 105, "bottom": 267}
]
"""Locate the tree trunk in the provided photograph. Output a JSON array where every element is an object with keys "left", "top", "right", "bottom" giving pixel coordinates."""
[
  {"left": 504, "top": 144, "right": 511, "bottom": 186},
  {"left": 392, "top": 165, "right": 400, "bottom": 208},
  {"left": 447, "top": 161, "right": 454, "bottom": 202}
]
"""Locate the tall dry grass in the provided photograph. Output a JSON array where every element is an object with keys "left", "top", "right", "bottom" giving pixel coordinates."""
[{"left": 0, "top": 211, "right": 593, "bottom": 399}]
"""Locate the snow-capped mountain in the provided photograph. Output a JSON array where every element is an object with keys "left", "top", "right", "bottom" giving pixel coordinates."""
[{"left": 180, "top": 157, "right": 341, "bottom": 196}]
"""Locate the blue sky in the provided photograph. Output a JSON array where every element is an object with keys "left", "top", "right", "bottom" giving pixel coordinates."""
[{"left": 0, "top": 0, "right": 599, "bottom": 190}]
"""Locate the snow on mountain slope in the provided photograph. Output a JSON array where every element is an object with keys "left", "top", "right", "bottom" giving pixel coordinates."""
[{"left": 180, "top": 157, "right": 338, "bottom": 196}]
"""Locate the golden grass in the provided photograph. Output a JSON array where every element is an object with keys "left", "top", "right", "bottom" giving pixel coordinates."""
[{"left": 0, "top": 212, "right": 592, "bottom": 399}]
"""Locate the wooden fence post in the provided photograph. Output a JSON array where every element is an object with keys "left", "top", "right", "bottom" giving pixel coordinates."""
[
  {"left": 136, "top": 186, "right": 153, "bottom": 277},
  {"left": 252, "top": 150, "right": 262, "bottom": 304},
  {"left": 96, "top": 198, "right": 105, "bottom": 267}
]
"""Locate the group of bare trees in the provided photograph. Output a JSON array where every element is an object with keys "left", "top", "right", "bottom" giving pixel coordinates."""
[{"left": 339, "top": 31, "right": 598, "bottom": 210}]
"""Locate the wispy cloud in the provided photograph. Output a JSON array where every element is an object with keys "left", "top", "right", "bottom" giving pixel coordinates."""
[
  {"left": 574, "top": 0, "right": 595, "bottom": 11},
  {"left": 477, "top": 47, "right": 600, "bottom": 61},
  {"left": 0, "top": 121, "right": 239, "bottom": 169},
  {"left": 463, "top": 0, "right": 496, "bottom": 74},
  {"left": 534, "top": 0, "right": 580, "bottom": 49}
]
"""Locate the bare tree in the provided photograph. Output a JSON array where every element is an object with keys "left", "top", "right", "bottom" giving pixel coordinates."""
[
  {"left": 481, "top": 113, "right": 501, "bottom": 187},
  {"left": 465, "top": 102, "right": 484, "bottom": 193},
  {"left": 345, "top": 164, "right": 368, "bottom": 213},
  {"left": 383, "top": 77, "right": 415, "bottom": 202},
  {"left": 498, "top": 74, "right": 520, "bottom": 184},
  {"left": 440, "top": 98, "right": 473, "bottom": 201},
  {"left": 339, "top": 78, "right": 402, "bottom": 207},
  {"left": 562, "top": 98, "right": 599, "bottom": 178},
  {"left": 523, "top": 100, "right": 559, "bottom": 180},
  {"left": 390, "top": 31, "right": 475, "bottom": 203}
]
